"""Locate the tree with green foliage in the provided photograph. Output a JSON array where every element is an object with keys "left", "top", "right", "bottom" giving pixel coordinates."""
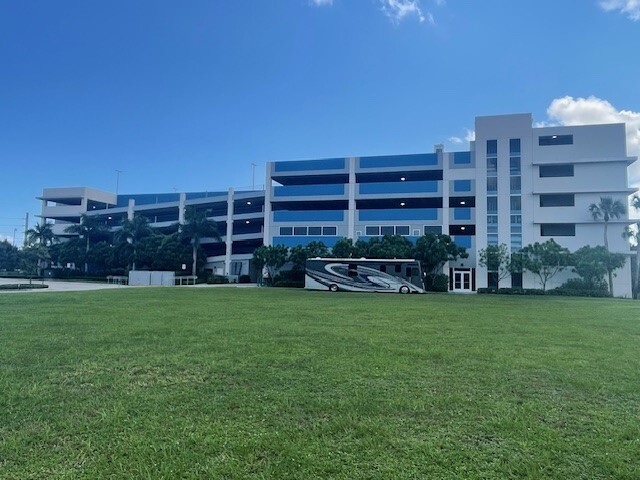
[
  {"left": 65, "top": 214, "right": 111, "bottom": 273},
  {"left": 478, "top": 243, "right": 516, "bottom": 289},
  {"left": 589, "top": 196, "right": 626, "bottom": 295},
  {"left": 20, "top": 244, "right": 50, "bottom": 281},
  {"left": 414, "top": 233, "right": 468, "bottom": 289},
  {"left": 0, "top": 240, "right": 21, "bottom": 271},
  {"left": 365, "top": 235, "right": 414, "bottom": 259},
  {"left": 572, "top": 245, "right": 626, "bottom": 295},
  {"left": 26, "top": 222, "right": 54, "bottom": 247},
  {"left": 252, "top": 244, "right": 288, "bottom": 285},
  {"left": 25, "top": 222, "right": 56, "bottom": 275},
  {"left": 115, "top": 215, "right": 154, "bottom": 270},
  {"left": 331, "top": 237, "right": 355, "bottom": 258},
  {"left": 288, "top": 241, "right": 330, "bottom": 272},
  {"left": 520, "top": 239, "right": 571, "bottom": 291},
  {"left": 589, "top": 196, "right": 627, "bottom": 250},
  {"left": 180, "top": 207, "right": 221, "bottom": 277}
]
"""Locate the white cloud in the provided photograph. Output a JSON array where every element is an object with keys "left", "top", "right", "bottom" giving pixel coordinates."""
[
  {"left": 448, "top": 129, "right": 475, "bottom": 146},
  {"left": 543, "top": 95, "right": 640, "bottom": 186},
  {"left": 599, "top": 0, "right": 640, "bottom": 20},
  {"left": 379, "top": 0, "right": 427, "bottom": 24},
  {"left": 310, "top": 0, "right": 333, "bottom": 6}
]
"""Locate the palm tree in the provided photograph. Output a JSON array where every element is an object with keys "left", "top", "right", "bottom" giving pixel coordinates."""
[
  {"left": 623, "top": 195, "right": 640, "bottom": 299},
  {"left": 65, "top": 214, "right": 111, "bottom": 273},
  {"left": 26, "top": 222, "right": 54, "bottom": 247},
  {"left": 589, "top": 196, "right": 626, "bottom": 250},
  {"left": 25, "top": 222, "right": 54, "bottom": 276},
  {"left": 115, "top": 215, "right": 153, "bottom": 270},
  {"left": 180, "top": 207, "right": 221, "bottom": 277},
  {"left": 589, "top": 196, "right": 626, "bottom": 296}
]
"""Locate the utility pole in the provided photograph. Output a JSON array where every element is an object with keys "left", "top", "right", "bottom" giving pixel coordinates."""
[
  {"left": 13, "top": 228, "right": 17, "bottom": 247},
  {"left": 115, "top": 169, "right": 123, "bottom": 195}
]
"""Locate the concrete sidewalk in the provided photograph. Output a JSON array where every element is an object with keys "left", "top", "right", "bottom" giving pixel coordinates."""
[{"left": 0, "top": 278, "right": 127, "bottom": 293}]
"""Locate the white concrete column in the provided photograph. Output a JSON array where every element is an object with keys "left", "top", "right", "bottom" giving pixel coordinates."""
[
  {"left": 224, "top": 188, "right": 234, "bottom": 275},
  {"left": 263, "top": 163, "right": 273, "bottom": 246},
  {"left": 127, "top": 199, "right": 135, "bottom": 220},
  {"left": 347, "top": 157, "right": 356, "bottom": 239}
]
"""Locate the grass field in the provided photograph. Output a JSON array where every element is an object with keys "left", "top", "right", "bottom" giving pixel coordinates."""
[{"left": 1, "top": 288, "right": 639, "bottom": 479}]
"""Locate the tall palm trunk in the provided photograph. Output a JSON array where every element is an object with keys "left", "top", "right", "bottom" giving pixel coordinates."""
[
  {"left": 192, "top": 242, "right": 198, "bottom": 277},
  {"left": 84, "top": 236, "right": 90, "bottom": 274}
]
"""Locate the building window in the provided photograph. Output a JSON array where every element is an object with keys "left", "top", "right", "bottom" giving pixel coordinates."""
[
  {"left": 454, "top": 208, "right": 472, "bottom": 221},
  {"left": 395, "top": 225, "right": 410, "bottom": 236},
  {"left": 308, "top": 226, "right": 322, "bottom": 235},
  {"left": 510, "top": 234, "right": 522, "bottom": 251},
  {"left": 512, "top": 272, "right": 523, "bottom": 288},
  {"left": 365, "top": 225, "right": 379, "bottom": 236},
  {"left": 487, "top": 177, "right": 498, "bottom": 193},
  {"left": 510, "top": 196, "right": 521, "bottom": 213},
  {"left": 449, "top": 225, "right": 475, "bottom": 235},
  {"left": 294, "top": 226, "right": 307, "bottom": 235},
  {"left": 279, "top": 227, "right": 293, "bottom": 236},
  {"left": 381, "top": 226, "right": 394, "bottom": 236},
  {"left": 540, "top": 223, "right": 575, "bottom": 236},
  {"left": 487, "top": 158, "right": 498, "bottom": 175},
  {"left": 540, "top": 194, "right": 575, "bottom": 207},
  {"left": 487, "top": 197, "right": 498, "bottom": 214},
  {"left": 539, "top": 164, "right": 574, "bottom": 178},
  {"left": 487, "top": 233, "right": 498, "bottom": 246},
  {"left": 510, "top": 157, "right": 521, "bottom": 175},
  {"left": 454, "top": 180, "right": 472, "bottom": 192},
  {"left": 486, "top": 140, "right": 498, "bottom": 156},
  {"left": 323, "top": 226, "right": 337, "bottom": 235},
  {"left": 424, "top": 225, "right": 442, "bottom": 235},
  {"left": 510, "top": 138, "right": 521, "bottom": 155},
  {"left": 539, "top": 134, "right": 573, "bottom": 146},
  {"left": 510, "top": 176, "right": 521, "bottom": 194}
]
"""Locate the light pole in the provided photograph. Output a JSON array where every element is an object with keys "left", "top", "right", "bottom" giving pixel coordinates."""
[
  {"left": 12, "top": 228, "right": 16, "bottom": 246},
  {"left": 115, "top": 169, "right": 123, "bottom": 195},
  {"left": 251, "top": 163, "right": 257, "bottom": 190}
]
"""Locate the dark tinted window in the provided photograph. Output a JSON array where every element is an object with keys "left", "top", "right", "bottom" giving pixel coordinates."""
[
  {"left": 539, "top": 135, "right": 573, "bottom": 146},
  {"left": 539, "top": 164, "right": 574, "bottom": 177},
  {"left": 323, "top": 226, "right": 337, "bottom": 235},
  {"left": 540, "top": 194, "right": 575, "bottom": 207},
  {"left": 308, "top": 226, "right": 322, "bottom": 235},
  {"left": 540, "top": 223, "right": 575, "bottom": 236},
  {"left": 280, "top": 227, "right": 293, "bottom": 235},
  {"left": 395, "top": 225, "right": 410, "bottom": 236},
  {"left": 510, "top": 138, "right": 521, "bottom": 154},
  {"left": 487, "top": 140, "right": 498, "bottom": 155},
  {"left": 424, "top": 226, "right": 442, "bottom": 235}
]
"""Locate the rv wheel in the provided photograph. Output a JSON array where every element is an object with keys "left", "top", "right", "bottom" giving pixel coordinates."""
[
  {"left": 329, "top": 284, "right": 339, "bottom": 292},
  {"left": 399, "top": 285, "right": 410, "bottom": 294}
]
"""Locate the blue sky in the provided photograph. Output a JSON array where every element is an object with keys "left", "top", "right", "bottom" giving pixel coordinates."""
[{"left": 1, "top": 0, "right": 639, "bottom": 243}]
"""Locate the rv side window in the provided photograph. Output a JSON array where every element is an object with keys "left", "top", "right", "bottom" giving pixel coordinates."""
[
  {"left": 348, "top": 264, "right": 358, "bottom": 277},
  {"left": 380, "top": 265, "right": 386, "bottom": 272},
  {"left": 395, "top": 265, "right": 401, "bottom": 273},
  {"left": 406, "top": 267, "right": 412, "bottom": 277}
]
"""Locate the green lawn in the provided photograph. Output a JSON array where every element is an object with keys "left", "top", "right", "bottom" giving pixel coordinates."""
[{"left": 1, "top": 288, "right": 639, "bottom": 479}]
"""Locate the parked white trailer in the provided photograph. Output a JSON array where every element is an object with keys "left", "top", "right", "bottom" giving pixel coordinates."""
[{"left": 305, "top": 258, "right": 425, "bottom": 294}]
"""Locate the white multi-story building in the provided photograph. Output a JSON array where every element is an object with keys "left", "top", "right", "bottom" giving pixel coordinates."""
[{"left": 39, "top": 113, "right": 637, "bottom": 295}]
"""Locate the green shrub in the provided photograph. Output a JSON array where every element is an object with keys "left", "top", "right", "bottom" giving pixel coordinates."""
[
  {"left": 206, "top": 275, "right": 229, "bottom": 284},
  {"left": 549, "top": 278, "right": 610, "bottom": 298},
  {"left": 430, "top": 274, "right": 449, "bottom": 292}
]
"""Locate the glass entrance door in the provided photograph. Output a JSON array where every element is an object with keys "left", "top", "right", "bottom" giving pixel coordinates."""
[{"left": 453, "top": 270, "right": 472, "bottom": 292}]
